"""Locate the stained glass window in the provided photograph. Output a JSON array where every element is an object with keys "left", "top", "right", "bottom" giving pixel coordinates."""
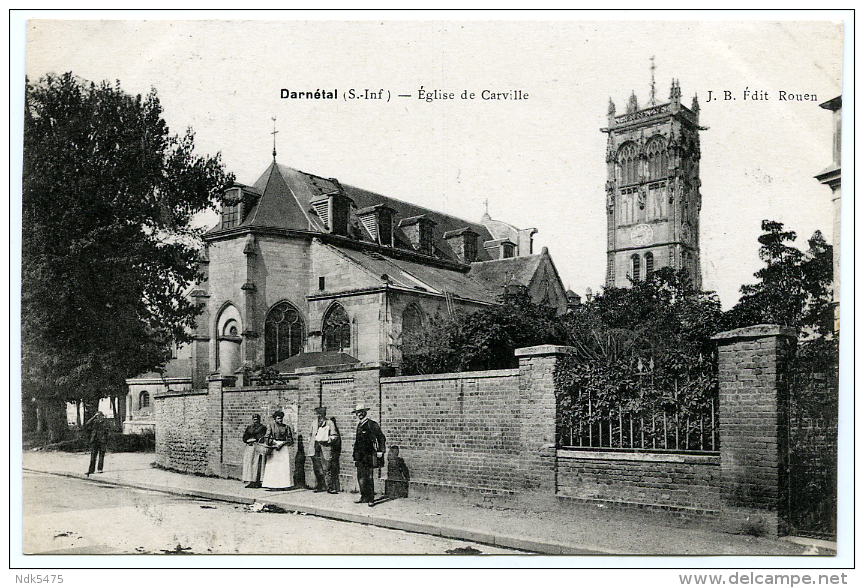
[
  {"left": 323, "top": 303, "right": 350, "bottom": 352},
  {"left": 264, "top": 301, "right": 304, "bottom": 366}
]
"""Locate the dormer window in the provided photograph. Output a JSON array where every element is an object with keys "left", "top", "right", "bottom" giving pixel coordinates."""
[
  {"left": 398, "top": 215, "right": 437, "bottom": 256},
  {"left": 220, "top": 185, "right": 260, "bottom": 230},
  {"left": 443, "top": 227, "right": 479, "bottom": 263},
  {"left": 483, "top": 238, "right": 517, "bottom": 260},
  {"left": 221, "top": 189, "right": 242, "bottom": 229},
  {"left": 311, "top": 192, "right": 354, "bottom": 237},
  {"left": 358, "top": 204, "right": 395, "bottom": 246}
]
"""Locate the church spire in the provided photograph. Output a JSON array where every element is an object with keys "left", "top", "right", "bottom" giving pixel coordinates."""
[
  {"left": 649, "top": 56, "right": 657, "bottom": 106},
  {"left": 271, "top": 116, "right": 278, "bottom": 162}
]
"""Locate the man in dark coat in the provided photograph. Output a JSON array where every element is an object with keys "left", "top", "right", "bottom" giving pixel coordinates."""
[
  {"left": 85, "top": 411, "right": 109, "bottom": 476},
  {"left": 351, "top": 403, "right": 385, "bottom": 505}
]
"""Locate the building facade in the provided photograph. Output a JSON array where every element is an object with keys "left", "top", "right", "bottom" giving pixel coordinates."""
[
  {"left": 125, "top": 158, "right": 568, "bottom": 428},
  {"left": 814, "top": 95, "right": 841, "bottom": 334},
  {"left": 604, "top": 79, "right": 704, "bottom": 289}
]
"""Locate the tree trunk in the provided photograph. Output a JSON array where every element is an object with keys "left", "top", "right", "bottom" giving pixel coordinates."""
[
  {"left": 38, "top": 396, "right": 68, "bottom": 443},
  {"left": 22, "top": 397, "right": 38, "bottom": 433}
]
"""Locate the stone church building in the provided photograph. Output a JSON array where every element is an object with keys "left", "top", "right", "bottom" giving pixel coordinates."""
[
  {"left": 124, "top": 157, "right": 567, "bottom": 431},
  {"left": 125, "top": 77, "right": 704, "bottom": 433}
]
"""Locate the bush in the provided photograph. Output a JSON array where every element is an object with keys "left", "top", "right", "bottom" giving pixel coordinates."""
[{"left": 36, "top": 428, "right": 155, "bottom": 453}]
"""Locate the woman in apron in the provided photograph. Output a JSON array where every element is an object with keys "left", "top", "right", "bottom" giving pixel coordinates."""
[{"left": 261, "top": 410, "right": 295, "bottom": 490}]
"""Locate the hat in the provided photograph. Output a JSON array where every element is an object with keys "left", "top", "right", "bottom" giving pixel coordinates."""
[
  {"left": 351, "top": 403, "right": 370, "bottom": 414},
  {"left": 314, "top": 407, "right": 327, "bottom": 416}
]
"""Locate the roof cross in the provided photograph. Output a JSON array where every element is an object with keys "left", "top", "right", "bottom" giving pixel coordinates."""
[{"left": 271, "top": 116, "right": 278, "bottom": 161}]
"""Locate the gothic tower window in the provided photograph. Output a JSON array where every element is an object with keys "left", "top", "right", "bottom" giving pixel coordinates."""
[
  {"left": 631, "top": 254, "right": 641, "bottom": 281},
  {"left": 646, "top": 137, "right": 668, "bottom": 180},
  {"left": 265, "top": 301, "right": 305, "bottom": 366},
  {"left": 618, "top": 143, "right": 638, "bottom": 185},
  {"left": 323, "top": 303, "right": 351, "bottom": 353},
  {"left": 645, "top": 252, "right": 654, "bottom": 278}
]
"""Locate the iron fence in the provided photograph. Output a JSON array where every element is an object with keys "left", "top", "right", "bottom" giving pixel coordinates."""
[{"left": 557, "top": 389, "right": 719, "bottom": 453}]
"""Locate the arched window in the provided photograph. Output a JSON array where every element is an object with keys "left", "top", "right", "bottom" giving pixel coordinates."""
[
  {"left": 645, "top": 252, "right": 654, "bottom": 278},
  {"left": 618, "top": 143, "right": 638, "bottom": 185},
  {"left": 265, "top": 301, "right": 305, "bottom": 366},
  {"left": 631, "top": 254, "right": 641, "bottom": 281},
  {"left": 402, "top": 304, "right": 424, "bottom": 339},
  {"left": 646, "top": 137, "right": 668, "bottom": 180},
  {"left": 139, "top": 391, "right": 150, "bottom": 409},
  {"left": 323, "top": 303, "right": 351, "bottom": 353}
]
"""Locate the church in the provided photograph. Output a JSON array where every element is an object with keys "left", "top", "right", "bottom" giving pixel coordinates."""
[
  {"left": 124, "top": 151, "right": 568, "bottom": 431},
  {"left": 125, "top": 76, "right": 704, "bottom": 433},
  {"left": 604, "top": 79, "right": 703, "bottom": 289}
]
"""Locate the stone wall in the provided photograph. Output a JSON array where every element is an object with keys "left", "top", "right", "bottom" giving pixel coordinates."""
[{"left": 153, "top": 389, "right": 209, "bottom": 473}]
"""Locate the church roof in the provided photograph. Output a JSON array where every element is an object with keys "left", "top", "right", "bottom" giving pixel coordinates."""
[
  {"left": 467, "top": 250, "right": 547, "bottom": 294},
  {"left": 333, "top": 246, "right": 497, "bottom": 304},
  {"left": 272, "top": 351, "right": 359, "bottom": 373},
  {"left": 216, "top": 162, "right": 500, "bottom": 265}
]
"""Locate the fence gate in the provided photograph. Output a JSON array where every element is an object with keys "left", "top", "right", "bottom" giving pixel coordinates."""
[{"left": 786, "top": 374, "right": 838, "bottom": 540}]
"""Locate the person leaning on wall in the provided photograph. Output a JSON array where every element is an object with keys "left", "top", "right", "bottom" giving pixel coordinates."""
[
  {"left": 309, "top": 406, "right": 341, "bottom": 494},
  {"left": 241, "top": 413, "right": 268, "bottom": 488}
]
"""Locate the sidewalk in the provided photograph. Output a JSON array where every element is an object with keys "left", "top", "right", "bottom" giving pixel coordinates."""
[{"left": 21, "top": 450, "right": 835, "bottom": 556}]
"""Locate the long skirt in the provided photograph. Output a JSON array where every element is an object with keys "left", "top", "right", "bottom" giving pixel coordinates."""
[
  {"left": 262, "top": 445, "right": 294, "bottom": 489},
  {"left": 241, "top": 444, "right": 266, "bottom": 483}
]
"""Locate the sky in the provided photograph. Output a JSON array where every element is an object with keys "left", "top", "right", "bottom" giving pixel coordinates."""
[{"left": 21, "top": 16, "right": 845, "bottom": 309}]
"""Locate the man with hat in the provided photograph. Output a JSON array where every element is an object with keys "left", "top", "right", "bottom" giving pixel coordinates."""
[
  {"left": 309, "top": 406, "right": 340, "bottom": 494},
  {"left": 351, "top": 403, "right": 386, "bottom": 505}
]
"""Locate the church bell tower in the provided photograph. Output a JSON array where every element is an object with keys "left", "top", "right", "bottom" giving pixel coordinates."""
[{"left": 603, "top": 76, "right": 704, "bottom": 289}]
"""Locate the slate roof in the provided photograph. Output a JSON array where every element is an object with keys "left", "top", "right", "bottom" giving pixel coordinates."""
[
  {"left": 208, "top": 161, "right": 562, "bottom": 307},
  {"left": 332, "top": 246, "right": 498, "bottom": 304},
  {"left": 214, "top": 162, "right": 500, "bottom": 264},
  {"left": 272, "top": 351, "right": 359, "bottom": 373},
  {"left": 467, "top": 252, "right": 546, "bottom": 294}
]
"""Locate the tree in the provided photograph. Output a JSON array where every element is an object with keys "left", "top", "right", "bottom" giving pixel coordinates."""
[
  {"left": 22, "top": 72, "right": 232, "bottom": 440},
  {"left": 555, "top": 268, "right": 723, "bottom": 449},
  {"left": 724, "top": 220, "right": 833, "bottom": 337},
  {"left": 399, "top": 286, "right": 565, "bottom": 375}
]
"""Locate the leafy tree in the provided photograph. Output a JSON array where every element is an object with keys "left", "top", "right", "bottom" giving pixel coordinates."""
[
  {"left": 724, "top": 220, "right": 833, "bottom": 337},
  {"left": 22, "top": 72, "right": 232, "bottom": 440},
  {"left": 555, "top": 268, "right": 723, "bottom": 449},
  {"left": 399, "top": 286, "right": 565, "bottom": 375}
]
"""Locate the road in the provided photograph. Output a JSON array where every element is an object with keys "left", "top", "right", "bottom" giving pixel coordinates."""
[{"left": 22, "top": 471, "right": 524, "bottom": 555}]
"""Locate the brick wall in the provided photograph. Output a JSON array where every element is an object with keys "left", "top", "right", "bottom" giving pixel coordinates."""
[
  {"left": 712, "top": 324, "right": 797, "bottom": 535},
  {"left": 556, "top": 450, "right": 720, "bottom": 512},
  {"left": 153, "top": 330, "right": 799, "bottom": 534},
  {"left": 221, "top": 381, "right": 301, "bottom": 479},
  {"left": 381, "top": 369, "right": 522, "bottom": 494}
]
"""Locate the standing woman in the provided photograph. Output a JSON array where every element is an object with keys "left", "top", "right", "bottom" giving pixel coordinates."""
[{"left": 261, "top": 410, "right": 294, "bottom": 490}]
